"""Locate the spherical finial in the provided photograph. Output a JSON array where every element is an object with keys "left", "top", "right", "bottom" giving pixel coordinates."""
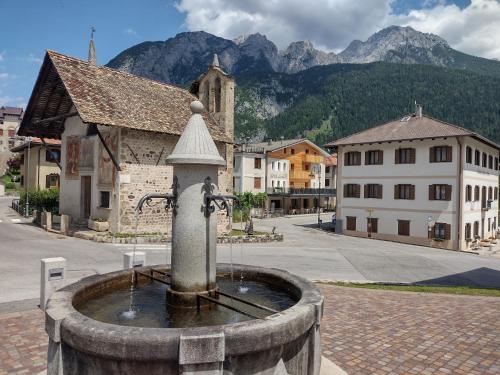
[{"left": 190, "top": 100, "right": 204, "bottom": 114}]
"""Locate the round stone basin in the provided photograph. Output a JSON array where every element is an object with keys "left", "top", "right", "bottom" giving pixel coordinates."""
[{"left": 45, "top": 264, "right": 324, "bottom": 374}]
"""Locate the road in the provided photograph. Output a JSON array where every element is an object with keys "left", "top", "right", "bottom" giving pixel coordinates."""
[{"left": 1, "top": 196, "right": 500, "bottom": 304}]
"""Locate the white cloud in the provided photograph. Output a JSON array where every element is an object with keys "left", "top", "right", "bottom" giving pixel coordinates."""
[
  {"left": 176, "top": 0, "right": 500, "bottom": 59},
  {"left": 0, "top": 51, "right": 5, "bottom": 62},
  {"left": 0, "top": 73, "right": 10, "bottom": 81},
  {"left": 176, "top": 0, "right": 392, "bottom": 52},
  {"left": 0, "top": 95, "right": 25, "bottom": 107},
  {"left": 391, "top": 0, "right": 500, "bottom": 59},
  {"left": 23, "top": 53, "right": 43, "bottom": 64},
  {"left": 124, "top": 28, "right": 138, "bottom": 36}
]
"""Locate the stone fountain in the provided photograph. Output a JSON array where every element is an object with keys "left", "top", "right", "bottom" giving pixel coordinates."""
[{"left": 44, "top": 101, "right": 324, "bottom": 374}]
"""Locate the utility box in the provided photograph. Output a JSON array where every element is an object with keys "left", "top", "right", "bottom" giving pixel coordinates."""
[
  {"left": 335, "top": 219, "right": 343, "bottom": 234},
  {"left": 40, "top": 257, "right": 66, "bottom": 310},
  {"left": 123, "top": 251, "right": 146, "bottom": 269}
]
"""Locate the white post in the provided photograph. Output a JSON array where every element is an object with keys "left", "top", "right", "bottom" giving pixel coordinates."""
[
  {"left": 40, "top": 257, "right": 66, "bottom": 311},
  {"left": 123, "top": 251, "right": 146, "bottom": 269}
]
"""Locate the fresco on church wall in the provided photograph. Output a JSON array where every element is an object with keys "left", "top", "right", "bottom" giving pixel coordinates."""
[
  {"left": 98, "top": 131, "right": 117, "bottom": 185},
  {"left": 65, "top": 136, "right": 81, "bottom": 180},
  {"left": 79, "top": 137, "right": 94, "bottom": 169}
]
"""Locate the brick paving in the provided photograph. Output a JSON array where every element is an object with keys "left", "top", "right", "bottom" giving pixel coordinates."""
[
  {"left": 0, "top": 309, "right": 46, "bottom": 375},
  {"left": 0, "top": 287, "right": 499, "bottom": 374},
  {"left": 319, "top": 285, "right": 500, "bottom": 375}
]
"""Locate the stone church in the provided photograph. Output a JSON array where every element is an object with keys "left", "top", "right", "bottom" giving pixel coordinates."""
[{"left": 18, "top": 45, "right": 234, "bottom": 235}]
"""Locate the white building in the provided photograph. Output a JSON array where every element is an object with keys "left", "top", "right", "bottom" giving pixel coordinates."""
[
  {"left": 0, "top": 106, "right": 23, "bottom": 152},
  {"left": 326, "top": 106, "right": 499, "bottom": 251}
]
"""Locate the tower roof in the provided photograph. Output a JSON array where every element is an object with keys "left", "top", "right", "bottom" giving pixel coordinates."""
[
  {"left": 88, "top": 27, "right": 96, "bottom": 64},
  {"left": 211, "top": 54, "right": 220, "bottom": 67},
  {"left": 166, "top": 101, "right": 226, "bottom": 166}
]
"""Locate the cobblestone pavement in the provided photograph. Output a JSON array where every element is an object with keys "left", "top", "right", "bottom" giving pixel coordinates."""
[
  {"left": 319, "top": 285, "right": 500, "bottom": 375},
  {"left": 0, "top": 309, "right": 46, "bottom": 375},
  {"left": 1, "top": 287, "right": 499, "bottom": 374}
]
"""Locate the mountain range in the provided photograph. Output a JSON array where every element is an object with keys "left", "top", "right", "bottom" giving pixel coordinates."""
[{"left": 107, "top": 26, "right": 500, "bottom": 145}]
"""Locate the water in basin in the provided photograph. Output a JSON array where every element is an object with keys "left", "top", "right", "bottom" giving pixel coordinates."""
[{"left": 77, "top": 275, "right": 297, "bottom": 328}]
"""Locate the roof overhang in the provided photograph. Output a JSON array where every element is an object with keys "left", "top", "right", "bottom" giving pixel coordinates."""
[{"left": 268, "top": 139, "right": 330, "bottom": 157}]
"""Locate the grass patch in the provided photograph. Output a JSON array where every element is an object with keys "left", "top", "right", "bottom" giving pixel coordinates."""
[
  {"left": 224, "top": 229, "right": 269, "bottom": 236},
  {"left": 321, "top": 282, "right": 500, "bottom": 297},
  {"left": 1, "top": 174, "right": 20, "bottom": 192}
]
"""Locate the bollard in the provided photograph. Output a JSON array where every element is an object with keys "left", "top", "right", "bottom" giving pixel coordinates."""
[
  {"left": 60, "top": 214, "right": 70, "bottom": 235},
  {"left": 41, "top": 212, "right": 47, "bottom": 229},
  {"left": 46, "top": 211, "right": 52, "bottom": 231},
  {"left": 40, "top": 257, "right": 66, "bottom": 311},
  {"left": 123, "top": 251, "right": 146, "bottom": 269}
]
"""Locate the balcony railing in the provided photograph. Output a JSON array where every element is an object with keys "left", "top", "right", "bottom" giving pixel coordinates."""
[
  {"left": 289, "top": 170, "right": 311, "bottom": 180},
  {"left": 267, "top": 188, "right": 336, "bottom": 196},
  {"left": 304, "top": 154, "right": 323, "bottom": 164}
]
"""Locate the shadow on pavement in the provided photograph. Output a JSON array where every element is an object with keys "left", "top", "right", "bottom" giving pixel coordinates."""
[{"left": 414, "top": 267, "right": 500, "bottom": 288}]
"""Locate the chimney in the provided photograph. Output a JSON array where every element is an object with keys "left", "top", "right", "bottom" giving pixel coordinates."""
[
  {"left": 88, "top": 27, "right": 97, "bottom": 64},
  {"left": 416, "top": 103, "right": 423, "bottom": 118}
]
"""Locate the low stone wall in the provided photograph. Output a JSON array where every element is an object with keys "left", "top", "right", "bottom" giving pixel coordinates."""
[{"left": 73, "top": 231, "right": 283, "bottom": 244}]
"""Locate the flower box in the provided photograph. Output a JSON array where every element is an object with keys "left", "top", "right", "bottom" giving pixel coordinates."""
[{"left": 88, "top": 218, "right": 109, "bottom": 232}]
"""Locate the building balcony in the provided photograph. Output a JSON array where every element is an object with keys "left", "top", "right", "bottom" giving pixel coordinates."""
[
  {"left": 304, "top": 154, "right": 323, "bottom": 164},
  {"left": 289, "top": 170, "right": 311, "bottom": 180},
  {"left": 266, "top": 187, "right": 336, "bottom": 196}
]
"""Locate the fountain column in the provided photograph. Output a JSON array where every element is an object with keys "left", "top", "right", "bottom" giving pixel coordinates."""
[{"left": 165, "top": 100, "right": 226, "bottom": 307}]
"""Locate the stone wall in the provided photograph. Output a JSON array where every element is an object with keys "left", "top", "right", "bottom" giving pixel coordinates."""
[{"left": 118, "top": 128, "right": 232, "bottom": 235}]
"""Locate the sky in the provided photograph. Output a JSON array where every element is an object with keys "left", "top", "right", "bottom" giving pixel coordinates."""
[{"left": 0, "top": 0, "right": 499, "bottom": 109}]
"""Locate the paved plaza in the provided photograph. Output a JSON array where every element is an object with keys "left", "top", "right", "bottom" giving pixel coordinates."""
[
  {"left": 1, "top": 197, "right": 500, "bottom": 303},
  {"left": 1, "top": 285, "right": 499, "bottom": 375},
  {"left": 1, "top": 197, "right": 500, "bottom": 374}
]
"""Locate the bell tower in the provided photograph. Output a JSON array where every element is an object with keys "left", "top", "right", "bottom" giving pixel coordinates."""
[{"left": 191, "top": 54, "right": 234, "bottom": 139}]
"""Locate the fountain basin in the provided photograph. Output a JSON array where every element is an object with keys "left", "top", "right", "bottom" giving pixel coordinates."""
[{"left": 45, "top": 264, "right": 323, "bottom": 374}]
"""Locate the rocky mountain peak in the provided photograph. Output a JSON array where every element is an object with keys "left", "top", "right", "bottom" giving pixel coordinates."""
[
  {"left": 107, "top": 25, "right": 498, "bottom": 86},
  {"left": 340, "top": 25, "right": 450, "bottom": 63},
  {"left": 279, "top": 40, "right": 338, "bottom": 74}
]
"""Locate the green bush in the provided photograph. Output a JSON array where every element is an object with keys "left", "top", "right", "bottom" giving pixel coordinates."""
[
  {"left": 20, "top": 188, "right": 59, "bottom": 213},
  {"left": 4, "top": 182, "right": 15, "bottom": 189},
  {"left": 232, "top": 208, "right": 250, "bottom": 223}
]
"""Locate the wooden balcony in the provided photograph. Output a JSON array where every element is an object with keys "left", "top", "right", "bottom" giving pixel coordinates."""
[
  {"left": 289, "top": 170, "right": 311, "bottom": 180},
  {"left": 304, "top": 154, "right": 323, "bottom": 164}
]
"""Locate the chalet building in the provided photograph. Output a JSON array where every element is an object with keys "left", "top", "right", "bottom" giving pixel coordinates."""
[
  {"left": 0, "top": 106, "right": 23, "bottom": 152},
  {"left": 233, "top": 139, "right": 336, "bottom": 214},
  {"left": 10, "top": 137, "right": 61, "bottom": 189},
  {"left": 325, "top": 105, "right": 500, "bottom": 251},
  {"left": 17, "top": 48, "right": 234, "bottom": 234}
]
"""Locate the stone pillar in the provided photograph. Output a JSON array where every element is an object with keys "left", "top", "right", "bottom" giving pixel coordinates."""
[
  {"left": 60, "top": 214, "right": 70, "bottom": 235},
  {"left": 123, "top": 251, "right": 146, "bottom": 269},
  {"left": 0, "top": 184, "right": 4, "bottom": 196},
  {"left": 169, "top": 165, "right": 219, "bottom": 305},
  {"left": 179, "top": 332, "right": 225, "bottom": 375},
  {"left": 165, "top": 100, "right": 226, "bottom": 307},
  {"left": 40, "top": 257, "right": 66, "bottom": 311},
  {"left": 45, "top": 211, "right": 52, "bottom": 231}
]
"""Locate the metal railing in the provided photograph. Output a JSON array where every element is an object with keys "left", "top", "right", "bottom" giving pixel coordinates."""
[
  {"left": 11, "top": 198, "right": 33, "bottom": 216},
  {"left": 266, "top": 188, "right": 336, "bottom": 196}
]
